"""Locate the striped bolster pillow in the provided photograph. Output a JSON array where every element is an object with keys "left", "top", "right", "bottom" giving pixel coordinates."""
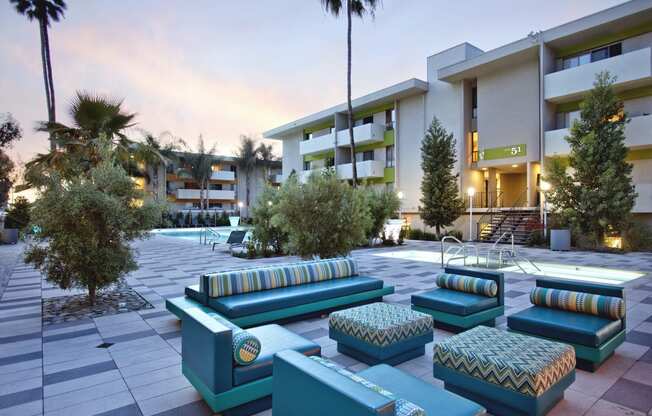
[
  {"left": 530, "top": 287, "right": 625, "bottom": 320},
  {"left": 208, "top": 313, "right": 261, "bottom": 365},
  {"left": 436, "top": 273, "right": 498, "bottom": 297}
]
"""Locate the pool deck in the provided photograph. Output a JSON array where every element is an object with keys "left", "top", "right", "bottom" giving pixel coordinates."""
[{"left": 1, "top": 237, "right": 652, "bottom": 415}]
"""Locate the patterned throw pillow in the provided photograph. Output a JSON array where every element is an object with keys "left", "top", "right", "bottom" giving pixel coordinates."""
[
  {"left": 207, "top": 312, "right": 261, "bottom": 365},
  {"left": 309, "top": 356, "right": 426, "bottom": 416},
  {"left": 436, "top": 273, "right": 498, "bottom": 297},
  {"left": 530, "top": 287, "right": 625, "bottom": 320},
  {"left": 203, "top": 257, "right": 358, "bottom": 297}
]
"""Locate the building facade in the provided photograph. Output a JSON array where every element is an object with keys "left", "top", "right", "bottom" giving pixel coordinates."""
[
  {"left": 140, "top": 152, "right": 282, "bottom": 217},
  {"left": 264, "top": 0, "right": 652, "bottom": 241}
]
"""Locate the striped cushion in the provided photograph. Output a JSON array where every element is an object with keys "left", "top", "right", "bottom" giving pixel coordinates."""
[
  {"left": 309, "top": 356, "right": 426, "bottom": 416},
  {"left": 203, "top": 258, "right": 358, "bottom": 298},
  {"left": 436, "top": 273, "right": 498, "bottom": 297},
  {"left": 530, "top": 287, "right": 625, "bottom": 320},
  {"left": 207, "top": 312, "right": 261, "bottom": 365}
]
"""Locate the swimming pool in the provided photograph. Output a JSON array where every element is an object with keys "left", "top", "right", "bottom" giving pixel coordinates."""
[
  {"left": 152, "top": 227, "right": 251, "bottom": 243},
  {"left": 372, "top": 250, "right": 645, "bottom": 285}
]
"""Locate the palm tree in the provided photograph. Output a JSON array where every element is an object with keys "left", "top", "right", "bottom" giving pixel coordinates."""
[
  {"left": 320, "top": 0, "right": 378, "bottom": 187},
  {"left": 24, "top": 92, "right": 137, "bottom": 188},
  {"left": 10, "top": 0, "right": 66, "bottom": 151},
  {"left": 235, "top": 135, "right": 260, "bottom": 217},
  {"left": 185, "top": 136, "right": 216, "bottom": 215},
  {"left": 133, "top": 132, "right": 182, "bottom": 201},
  {"left": 256, "top": 142, "right": 276, "bottom": 182}
]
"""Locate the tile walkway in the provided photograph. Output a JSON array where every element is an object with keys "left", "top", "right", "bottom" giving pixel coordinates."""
[{"left": 1, "top": 236, "right": 652, "bottom": 415}]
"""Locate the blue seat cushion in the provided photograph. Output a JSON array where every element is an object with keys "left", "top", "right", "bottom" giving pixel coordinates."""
[
  {"left": 209, "top": 276, "right": 383, "bottom": 318},
  {"left": 359, "top": 364, "right": 485, "bottom": 416},
  {"left": 507, "top": 306, "right": 623, "bottom": 347},
  {"left": 411, "top": 288, "right": 498, "bottom": 316},
  {"left": 232, "top": 324, "right": 320, "bottom": 386}
]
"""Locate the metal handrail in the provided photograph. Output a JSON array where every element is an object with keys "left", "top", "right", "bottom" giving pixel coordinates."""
[
  {"left": 200, "top": 227, "right": 222, "bottom": 244},
  {"left": 441, "top": 236, "right": 479, "bottom": 268}
]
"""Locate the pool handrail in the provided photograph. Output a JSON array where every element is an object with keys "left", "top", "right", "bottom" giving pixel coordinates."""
[{"left": 440, "top": 236, "right": 479, "bottom": 268}]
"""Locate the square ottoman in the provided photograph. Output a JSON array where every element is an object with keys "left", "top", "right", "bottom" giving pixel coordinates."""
[
  {"left": 433, "top": 326, "right": 575, "bottom": 416},
  {"left": 329, "top": 302, "right": 433, "bottom": 365}
]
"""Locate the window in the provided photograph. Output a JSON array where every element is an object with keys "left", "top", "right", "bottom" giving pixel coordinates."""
[
  {"left": 325, "top": 157, "right": 335, "bottom": 167},
  {"left": 591, "top": 47, "right": 608, "bottom": 62},
  {"left": 303, "top": 160, "right": 311, "bottom": 171},
  {"left": 303, "top": 132, "right": 313, "bottom": 141},
  {"left": 209, "top": 202, "right": 223, "bottom": 209},
  {"left": 385, "top": 109, "right": 395, "bottom": 130},
  {"left": 363, "top": 116, "right": 373, "bottom": 125},
  {"left": 471, "top": 131, "right": 479, "bottom": 162},
  {"left": 471, "top": 87, "right": 477, "bottom": 119},
  {"left": 209, "top": 183, "right": 223, "bottom": 191},
  {"left": 385, "top": 145, "right": 395, "bottom": 168},
  {"left": 556, "top": 42, "right": 622, "bottom": 71},
  {"left": 355, "top": 151, "right": 374, "bottom": 162}
]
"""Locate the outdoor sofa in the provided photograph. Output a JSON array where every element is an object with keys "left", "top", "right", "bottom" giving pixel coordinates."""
[
  {"left": 507, "top": 277, "right": 626, "bottom": 371},
  {"left": 167, "top": 257, "right": 394, "bottom": 327},
  {"left": 411, "top": 267, "right": 505, "bottom": 332},
  {"left": 180, "top": 305, "right": 320, "bottom": 415},
  {"left": 273, "top": 349, "right": 486, "bottom": 416}
]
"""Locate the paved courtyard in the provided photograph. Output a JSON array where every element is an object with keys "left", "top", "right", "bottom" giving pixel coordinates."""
[{"left": 1, "top": 236, "right": 652, "bottom": 416}]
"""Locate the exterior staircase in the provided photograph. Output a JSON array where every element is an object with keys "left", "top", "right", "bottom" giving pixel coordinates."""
[{"left": 479, "top": 209, "right": 541, "bottom": 244}]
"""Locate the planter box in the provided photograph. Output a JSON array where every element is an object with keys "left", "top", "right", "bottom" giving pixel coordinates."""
[
  {"left": 1, "top": 228, "right": 19, "bottom": 244},
  {"left": 550, "top": 229, "right": 571, "bottom": 251}
]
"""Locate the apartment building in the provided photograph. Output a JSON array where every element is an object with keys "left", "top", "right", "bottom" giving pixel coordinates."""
[
  {"left": 140, "top": 152, "right": 282, "bottom": 217},
  {"left": 264, "top": 0, "right": 652, "bottom": 241}
]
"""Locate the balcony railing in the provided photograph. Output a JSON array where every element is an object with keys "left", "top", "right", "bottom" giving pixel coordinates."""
[
  {"left": 544, "top": 47, "right": 652, "bottom": 102},
  {"left": 176, "top": 189, "right": 236, "bottom": 200},
  {"left": 210, "top": 170, "right": 235, "bottom": 181},
  {"left": 336, "top": 123, "right": 386, "bottom": 147},
  {"left": 336, "top": 160, "right": 384, "bottom": 180},
  {"left": 544, "top": 114, "right": 652, "bottom": 157},
  {"left": 299, "top": 132, "right": 335, "bottom": 156}
]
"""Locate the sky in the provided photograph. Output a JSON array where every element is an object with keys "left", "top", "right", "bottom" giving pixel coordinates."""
[{"left": 0, "top": 0, "right": 626, "bottom": 165}]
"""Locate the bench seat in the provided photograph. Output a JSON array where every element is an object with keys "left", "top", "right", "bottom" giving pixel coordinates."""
[
  {"left": 507, "top": 306, "right": 623, "bottom": 348},
  {"left": 210, "top": 276, "right": 383, "bottom": 319},
  {"left": 412, "top": 289, "right": 498, "bottom": 316}
]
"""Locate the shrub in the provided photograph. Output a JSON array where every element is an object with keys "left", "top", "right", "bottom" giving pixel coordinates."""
[
  {"left": 624, "top": 222, "right": 652, "bottom": 252},
  {"left": 363, "top": 187, "right": 400, "bottom": 242},
  {"left": 408, "top": 228, "right": 439, "bottom": 241},
  {"left": 25, "top": 153, "right": 161, "bottom": 305},
  {"left": 251, "top": 185, "right": 287, "bottom": 256},
  {"left": 174, "top": 211, "right": 183, "bottom": 227},
  {"left": 4, "top": 196, "right": 31, "bottom": 230},
  {"left": 526, "top": 230, "right": 547, "bottom": 247},
  {"left": 443, "top": 229, "right": 463, "bottom": 240},
  {"left": 273, "top": 171, "right": 371, "bottom": 259}
]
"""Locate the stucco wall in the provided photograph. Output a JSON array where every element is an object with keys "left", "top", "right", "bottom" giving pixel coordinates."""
[
  {"left": 396, "top": 94, "right": 426, "bottom": 213},
  {"left": 281, "top": 133, "right": 302, "bottom": 177}
]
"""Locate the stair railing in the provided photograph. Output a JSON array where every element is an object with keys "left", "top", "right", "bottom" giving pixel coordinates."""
[
  {"left": 473, "top": 191, "right": 503, "bottom": 241},
  {"left": 489, "top": 190, "right": 530, "bottom": 240}
]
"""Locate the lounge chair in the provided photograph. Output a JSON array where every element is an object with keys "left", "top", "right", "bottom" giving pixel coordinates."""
[{"left": 212, "top": 230, "right": 247, "bottom": 252}]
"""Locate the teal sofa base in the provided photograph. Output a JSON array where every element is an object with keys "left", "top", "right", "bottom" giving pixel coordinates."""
[
  {"left": 330, "top": 327, "right": 433, "bottom": 365},
  {"left": 183, "top": 363, "right": 272, "bottom": 415},
  {"left": 167, "top": 286, "right": 394, "bottom": 328},
  {"left": 508, "top": 329, "right": 626, "bottom": 372},
  {"left": 434, "top": 363, "right": 575, "bottom": 416},
  {"left": 412, "top": 305, "right": 504, "bottom": 332},
  {"left": 339, "top": 342, "right": 425, "bottom": 366}
]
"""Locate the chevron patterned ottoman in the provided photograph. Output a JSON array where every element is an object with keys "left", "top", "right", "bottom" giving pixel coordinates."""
[
  {"left": 329, "top": 302, "right": 433, "bottom": 365},
  {"left": 433, "top": 326, "right": 576, "bottom": 416}
]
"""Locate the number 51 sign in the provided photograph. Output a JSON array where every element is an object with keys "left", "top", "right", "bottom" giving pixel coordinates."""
[{"left": 479, "top": 144, "right": 527, "bottom": 161}]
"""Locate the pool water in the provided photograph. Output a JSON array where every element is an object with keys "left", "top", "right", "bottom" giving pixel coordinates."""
[
  {"left": 372, "top": 250, "right": 644, "bottom": 285},
  {"left": 152, "top": 227, "right": 251, "bottom": 243}
]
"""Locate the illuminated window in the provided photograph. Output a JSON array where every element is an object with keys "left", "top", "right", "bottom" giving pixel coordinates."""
[{"left": 471, "top": 131, "right": 479, "bottom": 162}]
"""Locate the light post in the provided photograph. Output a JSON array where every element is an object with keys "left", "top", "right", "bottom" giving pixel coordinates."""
[
  {"left": 540, "top": 181, "right": 551, "bottom": 238},
  {"left": 467, "top": 187, "right": 475, "bottom": 241},
  {"left": 396, "top": 191, "right": 404, "bottom": 220}
]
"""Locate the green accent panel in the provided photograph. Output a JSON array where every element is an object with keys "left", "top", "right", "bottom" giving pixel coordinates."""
[
  {"left": 383, "top": 129, "right": 395, "bottom": 146},
  {"left": 556, "top": 101, "right": 582, "bottom": 113},
  {"left": 351, "top": 131, "right": 394, "bottom": 154},
  {"left": 507, "top": 329, "right": 625, "bottom": 364},
  {"left": 353, "top": 102, "right": 394, "bottom": 120},
  {"left": 627, "top": 148, "right": 652, "bottom": 161},
  {"left": 412, "top": 305, "right": 505, "bottom": 329},
  {"left": 231, "top": 286, "right": 395, "bottom": 328},
  {"left": 556, "top": 86, "right": 652, "bottom": 114},
  {"left": 479, "top": 144, "right": 526, "bottom": 161},
  {"left": 303, "top": 150, "right": 334, "bottom": 163},
  {"left": 556, "top": 23, "right": 652, "bottom": 57},
  {"left": 303, "top": 122, "right": 334, "bottom": 135},
  {"left": 183, "top": 363, "right": 272, "bottom": 413},
  {"left": 384, "top": 167, "right": 395, "bottom": 183}
]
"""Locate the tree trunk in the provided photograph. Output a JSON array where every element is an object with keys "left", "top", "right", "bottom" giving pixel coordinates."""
[
  {"left": 38, "top": 20, "right": 54, "bottom": 151},
  {"left": 346, "top": 0, "right": 357, "bottom": 187},
  {"left": 42, "top": 22, "right": 56, "bottom": 125},
  {"left": 205, "top": 178, "right": 211, "bottom": 212},
  {"left": 246, "top": 171, "right": 251, "bottom": 218},
  {"left": 88, "top": 283, "right": 96, "bottom": 306},
  {"left": 152, "top": 169, "right": 159, "bottom": 201}
]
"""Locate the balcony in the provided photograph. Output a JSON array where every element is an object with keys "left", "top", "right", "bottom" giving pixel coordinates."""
[
  {"left": 544, "top": 47, "right": 652, "bottom": 103},
  {"left": 210, "top": 170, "right": 235, "bottom": 181},
  {"left": 336, "top": 123, "right": 386, "bottom": 147},
  {"left": 299, "top": 132, "right": 335, "bottom": 156},
  {"left": 544, "top": 114, "right": 652, "bottom": 157},
  {"left": 634, "top": 183, "right": 652, "bottom": 213},
  {"left": 175, "top": 189, "right": 236, "bottom": 200},
  {"left": 336, "top": 160, "right": 385, "bottom": 180},
  {"left": 269, "top": 173, "right": 283, "bottom": 183}
]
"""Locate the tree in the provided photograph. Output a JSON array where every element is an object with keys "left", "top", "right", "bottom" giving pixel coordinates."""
[
  {"left": 321, "top": 0, "right": 379, "bottom": 187},
  {"left": 25, "top": 142, "right": 161, "bottom": 305},
  {"left": 235, "top": 135, "right": 260, "bottom": 215},
  {"left": 4, "top": 196, "right": 31, "bottom": 229},
  {"left": 545, "top": 71, "right": 636, "bottom": 247},
  {"left": 273, "top": 170, "right": 371, "bottom": 258},
  {"left": 10, "top": 0, "right": 66, "bottom": 151},
  {"left": 363, "top": 187, "right": 400, "bottom": 242},
  {"left": 133, "top": 132, "right": 182, "bottom": 201},
  {"left": 251, "top": 185, "right": 287, "bottom": 256},
  {"left": 419, "top": 117, "right": 464, "bottom": 237},
  {"left": 23, "top": 92, "right": 137, "bottom": 189},
  {"left": 0, "top": 114, "right": 22, "bottom": 206},
  {"left": 185, "top": 136, "right": 216, "bottom": 214},
  {"left": 257, "top": 142, "right": 276, "bottom": 181}
]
